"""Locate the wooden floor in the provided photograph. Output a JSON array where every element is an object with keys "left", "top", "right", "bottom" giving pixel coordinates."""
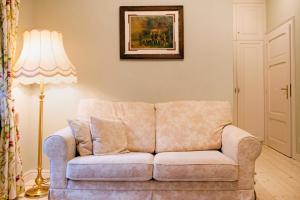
[
  {"left": 255, "top": 146, "right": 300, "bottom": 200},
  {"left": 19, "top": 145, "right": 300, "bottom": 200}
]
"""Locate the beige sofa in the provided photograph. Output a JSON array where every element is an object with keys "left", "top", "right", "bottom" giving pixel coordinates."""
[{"left": 44, "top": 100, "right": 262, "bottom": 200}]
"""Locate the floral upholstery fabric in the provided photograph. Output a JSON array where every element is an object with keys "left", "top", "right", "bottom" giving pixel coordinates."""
[
  {"left": 49, "top": 190, "right": 153, "bottom": 200},
  {"left": 90, "top": 117, "right": 129, "bottom": 155},
  {"left": 68, "top": 119, "right": 93, "bottom": 156},
  {"left": 77, "top": 99, "right": 156, "bottom": 153},
  {"left": 117, "top": 102, "right": 156, "bottom": 153},
  {"left": 49, "top": 190, "right": 255, "bottom": 200},
  {"left": 66, "top": 153, "right": 153, "bottom": 181},
  {"left": 67, "top": 180, "right": 240, "bottom": 191},
  {"left": 152, "top": 190, "right": 255, "bottom": 200},
  {"left": 155, "top": 101, "right": 232, "bottom": 152},
  {"left": 153, "top": 151, "right": 238, "bottom": 181},
  {"left": 43, "top": 127, "right": 76, "bottom": 189},
  {"left": 222, "top": 125, "right": 262, "bottom": 189},
  {"left": 44, "top": 101, "right": 261, "bottom": 200}
]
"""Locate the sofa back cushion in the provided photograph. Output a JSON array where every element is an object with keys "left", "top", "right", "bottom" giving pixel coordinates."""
[
  {"left": 155, "top": 101, "right": 232, "bottom": 153},
  {"left": 77, "top": 99, "right": 156, "bottom": 153}
]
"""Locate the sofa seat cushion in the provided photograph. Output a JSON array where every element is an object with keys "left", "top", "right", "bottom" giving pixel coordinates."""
[
  {"left": 66, "top": 153, "right": 154, "bottom": 181},
  {"left": 153, "top": 151, "right": 238, "bottom": 181}
]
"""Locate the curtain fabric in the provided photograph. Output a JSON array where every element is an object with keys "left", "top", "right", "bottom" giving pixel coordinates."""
[{"left": 0, "top": 0, "right": 24, "bottom": 199}]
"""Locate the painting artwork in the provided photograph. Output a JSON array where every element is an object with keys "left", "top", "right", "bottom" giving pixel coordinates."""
[
  {"left": 130, "top": 15, "right": 174, "bottom": 49},
  {"left": 120, "top": 6, "right": 184, "bottom": 59}
]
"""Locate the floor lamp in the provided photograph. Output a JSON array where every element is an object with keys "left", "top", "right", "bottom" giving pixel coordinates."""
[{"left": 13, "top": 30, "right": 77, "bottom": 198}]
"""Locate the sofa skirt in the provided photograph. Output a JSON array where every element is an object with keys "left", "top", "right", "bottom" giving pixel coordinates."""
[
  {"left": 50, "top": 180, "right": 255, "bottom": 200},
  {"left": 49, "top": 189, "right": 255, "bottom": 200},
  {"left": 67, "top": 180, "right": 241, "bottom": 191}
]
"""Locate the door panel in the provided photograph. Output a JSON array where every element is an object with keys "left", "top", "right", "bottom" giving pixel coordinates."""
[
  {"left": 236, "top": 41, "right": 264, "bottom": 140},
  {"left": 269, "top": 63, "right": 288, "bottom": 113},
  {"left": 236, "top": 4, "right": 265, "bottom": 40},
  {"left": 269, "top": 119, "right": 288, "bottom": 142},
  {"left": 266, "top": 22, "right": 292, "bottom": 157}
]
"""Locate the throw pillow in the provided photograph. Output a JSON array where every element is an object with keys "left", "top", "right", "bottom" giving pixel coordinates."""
[
  {"left": 68, "top": 119, "right": 93, "bottom": 156},
  {"left": 90, "top": 117, "right": 129, "bottom": 155}
]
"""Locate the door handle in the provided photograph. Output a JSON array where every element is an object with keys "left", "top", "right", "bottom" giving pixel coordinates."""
[
  {"left": 281, "top": 85, "right": 289, "bottom": 99},
  {"left": 234, "top": 88, "right": 240, "bottom": 94}
]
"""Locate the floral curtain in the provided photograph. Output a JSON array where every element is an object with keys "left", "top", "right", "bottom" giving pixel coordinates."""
[{"left": 0, "top": 0, "right": 24, "bottom": 200}]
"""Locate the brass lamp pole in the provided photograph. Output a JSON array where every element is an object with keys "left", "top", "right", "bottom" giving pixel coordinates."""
[
  {"left": 25, "top": 83, "right": 49, "bottom": 198},
  {"left": 13, "top": 30, "right": 77, "bottom": 198}
]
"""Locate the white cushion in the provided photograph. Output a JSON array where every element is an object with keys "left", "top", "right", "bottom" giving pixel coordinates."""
[
  {"left": 77, "top": 99, "right": 156, "bottom": 153},
  {"left": 155, "top": 101, "right": 232, "bottom": 152},
  {"left": 153, "top": 151, "right": 238, "bottom": 181},
  {"left": 90, "top": 117, "right": 129, "bottom": 155},
  {"left": 66, "top": 153, "right": 154, "bottom": 181},
  {"left": 68, "top": 119, "right": 93, "bottom": 156}
]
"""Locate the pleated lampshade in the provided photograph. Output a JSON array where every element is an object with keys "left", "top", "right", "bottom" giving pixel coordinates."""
[{"left": 13, "top": 30, "right": 77, "bottom": 84}]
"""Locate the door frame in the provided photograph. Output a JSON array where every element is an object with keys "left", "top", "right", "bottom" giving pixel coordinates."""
[
  {"left": 264, "top": 17, "right": 296, "bottom": 158},
  {"left": 233, "top": 41, "right": 238, "bottom": 126}
]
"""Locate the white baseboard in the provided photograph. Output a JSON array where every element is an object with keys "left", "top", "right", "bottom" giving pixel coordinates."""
[
  {"left": 294, "top": 153, "right": 300, "bottom": 161},
  {"left": 23, "top": 169, "right": 50, "bottom": 184}
]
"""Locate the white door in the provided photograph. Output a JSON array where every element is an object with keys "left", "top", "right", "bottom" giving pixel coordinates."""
[
  {"left": 235, "top": 3, "right": 265, "bottom": 40},
  {"left": 265, "top": 21, "right": 292, "bottom": 157},
  {"left": 235, "top": 41, "right": 264, "bottom": 140}
]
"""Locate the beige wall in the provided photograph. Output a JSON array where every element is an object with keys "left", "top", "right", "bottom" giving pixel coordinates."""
[
  {"left": 16, "top": 0, "right": 233, "bottom": 171},
  {"left": 266, "top": 0, "right": 300, "bottom": 154}
]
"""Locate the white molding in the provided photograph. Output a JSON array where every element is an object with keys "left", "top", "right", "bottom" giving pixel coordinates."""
[
  {"left": 267, "top": 17, "right": 295, "bottom": 34},
  {"left": 289, "top": 18, "right": 297, "bottom": 159},
  {"left": 233, "top": 41, "right": 238, "bottom": 126},
  {"left": 23, "top": 169, "right": 50, "bottom": 184},
  {"left": 294, "top": 154, "right": 300, "bottom": 161},
  {"left": 263, "top": 37, "right": 268, "bottom": 143}
]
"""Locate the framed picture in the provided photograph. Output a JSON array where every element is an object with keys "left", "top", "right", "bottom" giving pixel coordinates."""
[{"left": 120, "top": 6, "right": 184, "bottom": 59}]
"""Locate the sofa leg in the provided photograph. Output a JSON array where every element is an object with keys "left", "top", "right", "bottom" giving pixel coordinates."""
[{"left": 254, "top": 190, "right": 257, "bottom": 200}]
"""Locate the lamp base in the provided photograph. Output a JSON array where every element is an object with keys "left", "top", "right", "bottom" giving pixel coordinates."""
[{"left": 25, "top": 185, "right": 49, "bottom": 198}]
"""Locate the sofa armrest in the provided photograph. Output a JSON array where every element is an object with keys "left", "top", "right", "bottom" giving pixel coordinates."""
[
  {"left": 221, "top": 125, "right": 262, "bottom": 189},
  {"left": 44, "top": 127, "right": 76, "bottom": 189}
]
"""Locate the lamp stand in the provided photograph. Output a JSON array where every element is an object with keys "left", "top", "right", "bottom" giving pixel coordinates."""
[{"left": 25, "top": 83, "right": 49, "bottom": 198}]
